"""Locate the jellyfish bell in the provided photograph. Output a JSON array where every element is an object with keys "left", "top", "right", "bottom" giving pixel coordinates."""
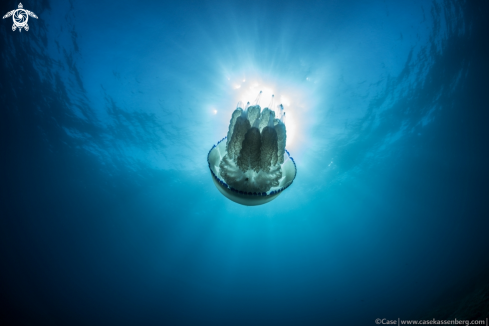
[{"left": 207, "top": 95, "right": 297, "bottom": 206}]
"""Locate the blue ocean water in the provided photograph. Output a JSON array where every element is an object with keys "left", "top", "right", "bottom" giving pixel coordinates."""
[{"left": 1, "top": 0, "right": 488, "bottom": 325}]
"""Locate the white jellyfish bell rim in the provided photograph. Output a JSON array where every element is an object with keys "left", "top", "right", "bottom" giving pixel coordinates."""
[{"left": 207, "top": 136, "right": 297, "bottom": 206}]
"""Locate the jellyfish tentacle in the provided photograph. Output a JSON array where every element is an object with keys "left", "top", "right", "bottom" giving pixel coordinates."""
[
  {"left": 237, "top": 127, "right": 261, "bottom": 173},
  {"left": 267, "top": 95, "right": 274, "bottom": 110},
  {"left": 257, "top": 108, "right": 275, "bottom": 132},
  {"left": 247, "top": 105, "right": 261, "bottom": 127},
  {"left": 275, "top": 121, "right": 286, "bottom": 164},
  {"left": 260, "top": 126, "right": 278, "bottom": 172},
  {"left": 278, "top": 104, "right": 285, "bottom": 121},
  {"left": 227, "top": 116, "right": 250, "bottom": 162},
  {"left": 254, "top": 91, "right": 262, "bottom": 106},
  {"left": 226, "top": 108, "right": 243, "bottom": 148}
]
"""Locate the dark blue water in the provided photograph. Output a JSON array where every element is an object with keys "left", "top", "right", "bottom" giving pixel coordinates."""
[{"left": 1, "top": 0, "right": 488, "bottom": 325}]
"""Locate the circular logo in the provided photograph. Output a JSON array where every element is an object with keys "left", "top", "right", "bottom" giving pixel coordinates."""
[{"left": 13, "top": 9, "right": 27, "bottom": 27}]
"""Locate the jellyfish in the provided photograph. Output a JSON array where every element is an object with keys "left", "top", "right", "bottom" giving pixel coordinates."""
[{"left": 207, "top": 94, "right": 297, "bottom": 206}]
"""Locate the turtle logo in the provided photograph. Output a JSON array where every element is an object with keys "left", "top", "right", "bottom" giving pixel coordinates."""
[{"left": 3, "top": 3, "right": 38, "bottom": 32}]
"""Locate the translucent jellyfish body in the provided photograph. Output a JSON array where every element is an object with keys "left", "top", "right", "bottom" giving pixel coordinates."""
[{"left": 207, "top": 100, "right": 297, "bottom": 206}]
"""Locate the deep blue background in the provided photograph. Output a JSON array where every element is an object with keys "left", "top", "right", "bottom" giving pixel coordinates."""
[{"left": 1, "top": 0, "right": 488, "bottom": 325}]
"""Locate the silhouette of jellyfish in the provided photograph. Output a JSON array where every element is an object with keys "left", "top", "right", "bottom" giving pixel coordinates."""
[{"left": 207, "top": 93, "right": 297, "bottom": 206}]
